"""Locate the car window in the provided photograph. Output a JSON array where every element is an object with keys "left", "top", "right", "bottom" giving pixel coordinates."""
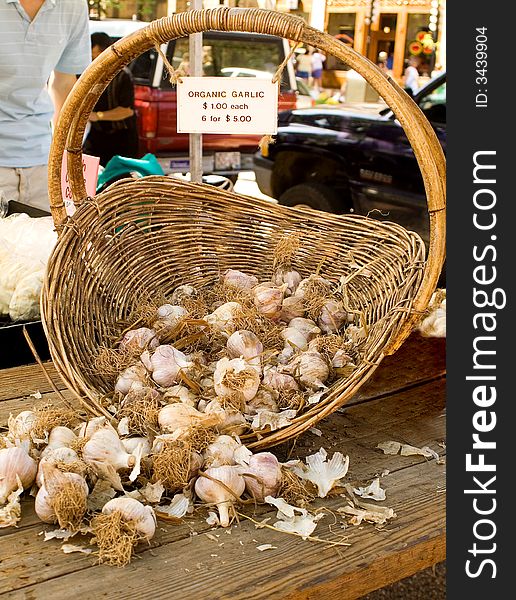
[
  {"left": 159, "top": 36, "right": 289, "bottom": 90},
  {"left": 418, "top": 82, "right": 446, "bottom": 125}
]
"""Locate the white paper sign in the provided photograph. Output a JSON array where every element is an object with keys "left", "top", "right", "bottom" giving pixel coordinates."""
[{"left": 177, "top": 77, "right": 278, "bottom": 135}]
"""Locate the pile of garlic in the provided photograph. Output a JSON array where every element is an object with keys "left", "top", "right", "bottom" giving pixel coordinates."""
[
  {"left": 105, "top": 265, "right": 366, "bottom": 444},
  {"left": 0, "top": 407, "right": 351, "bottom": 566}
]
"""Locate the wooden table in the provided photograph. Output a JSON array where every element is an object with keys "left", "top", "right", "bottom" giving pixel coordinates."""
[{"left": 0, "top": 333, "right": 445, "bottom": 600}]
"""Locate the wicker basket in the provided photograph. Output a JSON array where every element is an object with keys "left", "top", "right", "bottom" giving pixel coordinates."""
[{"left": 41, "top": 8, "right": 446, "bottom": 449}]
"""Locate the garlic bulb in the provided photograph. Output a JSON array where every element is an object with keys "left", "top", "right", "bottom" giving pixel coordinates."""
[
  {"left": 119, "top": 327, "right": 158, "bottom": 352},
  {"left": 102, "top": 497, "right": 156, "bottom": 540},
  {"left": 115, "top": 363, "right": 148, "bottom": 395},
  {"left": 294, "top": 275, "right": 332, "bottom": 299},
  {"left": 77, "top": 416, "right": 118, "bottom": 441},
  {"left": 262, "top": 366, "right": 299, "bottom": 392},
  {"left": 153, "top": 304, "right": 188, "bottom": 329},
  {"left": 163, "top": 385, "right": 197, "bottom": 406},
  {"left": 83, "top": 428, "right": 139, "bottom": 490},
  {"left": 280, "top": 295, "right": 305, "bottom": 322},
  {"left": 331, "top": 349, "right": 354, "bottom": 369},
  {"left": 252, "top": 283, "right": 285, "bottom": 320},
  {"left": 203, "top": 435, "right": 241, "bottom": 467},
  {"left": 36, "top": 446, "right": 81, "bottom": 487},
  {"left": 158, "top": 404, "right": 222, "bottom": 434},
  {"left": 194, "top": 465, "right": 246, "bottom": 527},
  {"left": 44, "top": 426, "right": 78, "bottom": 452},
  {"left": 205, "top": 301, "right": 242, "bottom": 336},
  {"left": 147, "top": 345, "right": 193, "bottom": 387},
  {"left": 281, "top": 327, "right": 308, "bottom": 351},
  {"left": 0, "top": 446, "right": 37, "bottom": 504},
  {"left": 318, "top": 299, "right": 351, "bottom": 333},
  {"left": 289, "top": 317, "right": 321, "bottom": 341},
  {"left": 242, "top": 452, "right": 282, "bottom": 502},
  {"left": 35, "top": 464, "right": 89, "bottom": 527},
  {"left": 297, "top": 351, "right": 330, "bottom": 390},
  {"left": 226, "top": 330, "right": 263, "bottom": 368},
  {"left": 272, "top": 269, "right": 302, "bottom": 295},
  {"left": 277, "top": 345, "right": 295, "bottom": 365},
  {"left": 7, "top": 411, "right": 36, "bottom": 441},
  {"left": 223, "top": 269, "right": 258, "bottom": 290},
  {"left": 171, "top": 284, "right": 197, "bottom": 305},
  {"left": 214, "top": 357, "right": 261, "bottom": 403}
]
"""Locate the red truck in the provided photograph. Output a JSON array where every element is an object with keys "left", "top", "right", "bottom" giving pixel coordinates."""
[{"left": 89, "top": 20, "right": 314, "bottom": 180}]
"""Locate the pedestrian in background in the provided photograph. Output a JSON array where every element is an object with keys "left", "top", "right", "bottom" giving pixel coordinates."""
[
  {"left": 311, "top": 49, "right": 326, "bottom": 92},
  {"left": 403, "top": 56, "right": 420, "bottom": 96},
  {"left": 295, "top": 48, "right": 313, "bottom": 83},
  {"left": 0, "top": 0, "right": 91, "bottom": 214},
  {"left": 83, "top": 32, "right": 139, "bottom": 167}
]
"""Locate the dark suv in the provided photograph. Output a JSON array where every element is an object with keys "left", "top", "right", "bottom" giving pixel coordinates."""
[{"left": 253, "top": 73, "right": 446, "bottom": 245}]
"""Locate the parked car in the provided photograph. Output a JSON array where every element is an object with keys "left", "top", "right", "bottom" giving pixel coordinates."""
[
  {"left": 253, "top": 73, "right": 446, "bottom": 246},
  {"left": 89, "top": 20, "right": 309, "bottom": 179}
]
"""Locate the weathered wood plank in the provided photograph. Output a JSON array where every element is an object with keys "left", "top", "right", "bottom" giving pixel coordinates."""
[
  {"left": 0, "top": 362, "right": 65, "bottom": 402},
  {"left": 2, "top": 462, "right": 444, "bottom": 599}
]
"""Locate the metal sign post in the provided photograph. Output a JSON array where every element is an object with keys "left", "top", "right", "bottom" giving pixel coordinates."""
[{"left": 189, "top": 0, "right": 203, "bottom": 183}]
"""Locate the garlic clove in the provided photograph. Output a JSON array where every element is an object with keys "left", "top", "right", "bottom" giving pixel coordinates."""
[
  {"left": 242, "top": 452, "right": 282, "bottom": 502},
  {"left": 194, "top": 465, "right": 246, "bottom": 527},
  {"left": 122, "top": 437, "right": 152, "bottom": 457},
  {"left": 0, "top": 446, "right": 38, "bottom": 505},
  {"left": 272, "top": 269, "right": 302, "bottom": 296},
  {"left": 222, "top": 269, "right": 259, "bottom": 290}
]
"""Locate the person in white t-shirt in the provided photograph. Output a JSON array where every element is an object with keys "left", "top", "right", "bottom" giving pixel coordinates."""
[
  {"left": 311, "top": 50, "right": 326, "bottom": 91},
  {"left": 403, "top": 56, "right": 420, "bottom": 96}
]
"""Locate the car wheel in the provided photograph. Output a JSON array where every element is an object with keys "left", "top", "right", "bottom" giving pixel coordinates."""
[{"left": 278, "top": 183, "right": 349, "bottom": 214}]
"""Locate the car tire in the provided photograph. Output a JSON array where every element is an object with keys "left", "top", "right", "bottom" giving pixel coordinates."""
[{"left": 278, "top": 182, "right": 348, "bottom": 213}]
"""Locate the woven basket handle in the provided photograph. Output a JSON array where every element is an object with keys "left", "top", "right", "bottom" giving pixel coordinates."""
[{"left": 48, "top": 7, "right": 445, "bottom": 351}]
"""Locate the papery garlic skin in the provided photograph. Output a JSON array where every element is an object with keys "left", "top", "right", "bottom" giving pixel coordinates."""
[
  {"left": 147, "top": 345, "right": 193, "bottom": 388},
  {"left": 293, "top": 447, "right": 349, "bottom": 498},
  {"left": 205, "top": 302, "right": 242, "bottom": 337},
  {"left": 102, "top": 497, "right": 156, "bottom": 540},
  {"left": 7, "top": 411, "right": 36, "bottom": 441},
  {"left": 213, "top": 357, "right": 261, "bottom": 403},
  {"left": 252, "top": 283, "right": 285, "bottom": 320},
  {"left": 122, "top": 437, "right": 152, "bottom": 457},
  {"left": 242, "top": 452, "right": 282, "bottom": 502},
  {"left": 0, "top": 446, "right": 38, "bottom": 504},
  {"left": 119, "top": 327, "right": 159, "bottom": 352},
  {"left": 289, "top": 318, "right": 321, "bottom": 341},
  {"left": 318, "top": 299, "right": 351, "bottom": 334},
  {"left": 245, "top": 389, "right": 279, "bottom": 415},
  {"left": 226, "top": 330, "right": 263, "bottom": 369},
  {"left": 223, "top": 269, "right": 258, "bottom": 290},
  {"left": 280, "top": 295, "right": 305, "bottom": 322},
  {"left": 115, "top": 363, "right": 148, "bottom": 395},
  {"left": 297, "top": 351, "right": 330, "bottom": 390},
  {"left": 194, "top": 465, "right": 246, "bottom": 527}
]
